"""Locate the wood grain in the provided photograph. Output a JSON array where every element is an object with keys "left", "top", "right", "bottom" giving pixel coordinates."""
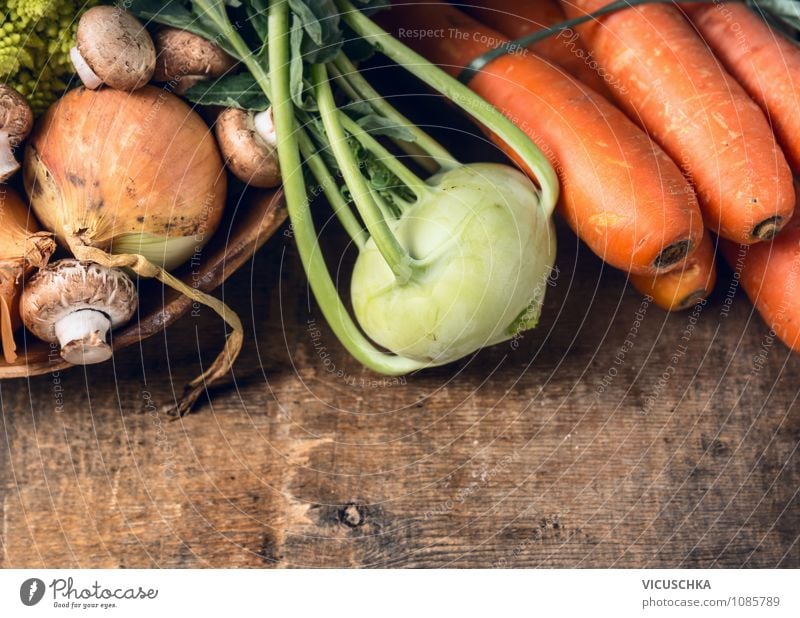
[
  {"left": 1, "top": 218, "right": 797, "bottom": 568},
  {"left": 1, "top": 61, "right": 797, "bottom": 569}
]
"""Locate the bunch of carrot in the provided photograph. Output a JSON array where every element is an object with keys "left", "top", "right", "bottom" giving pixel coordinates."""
[{"left": 380, "top": 0, "right": 800, "bottom": 353}]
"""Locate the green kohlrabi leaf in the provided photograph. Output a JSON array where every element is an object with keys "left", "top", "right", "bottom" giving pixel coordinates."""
[
  {"left": 340, "top": 101, "right": 417, "bottom": 142},
  {"left": 340, "top": 100, "right": 373, "bottom": 117},
  {"left": 288, "top": 0, "right": 344, "bottom": 63},
  {"left": 183, "top": 73, "right": 270, "bottom": 110},
  {"left": 350, "top": 141, "right": 413, "bottom": 209},
  {"left": 349, "top": 0, "right": 390, "bottom": 15},
  {"left": 356, "top": 115, "right": 416, "bottom": 142},
  {"left": 290, "top": 14, "right": 306, "bottom": 108},
  {"left": 245, "top": 0, "right": 269, "bottom": 47},
  {"left": 342, "top": 24, "right": 377, "bottom": 62}
]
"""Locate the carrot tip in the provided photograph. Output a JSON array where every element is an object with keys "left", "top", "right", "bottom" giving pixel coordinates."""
[
  {"left": 654, "top": 240, "right": 691, "bottom": 270},
  {"left": 676, "top": 289, "right": 708, "bottom": 311},
  {"left": 752, "top": 216, "right": 784, "bottom": 242}
]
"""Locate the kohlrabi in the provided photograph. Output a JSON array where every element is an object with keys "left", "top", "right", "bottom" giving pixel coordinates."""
[
  {"left": 351, "top": 164, "right": 556, "bottom": 364},
  {"left": 132, "top": 0, "right": 558, "bottom": 375}
]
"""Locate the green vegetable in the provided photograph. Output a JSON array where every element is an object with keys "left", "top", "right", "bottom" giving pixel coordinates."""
[
  {"left": 130, "top": 0, "right": 559, "bottom": 373},
  {"left": 1, "top": 0, "right": 97, "bottom": 114},
  {"left": 352, "top": 164, "right": 556, "bottom": 363}
]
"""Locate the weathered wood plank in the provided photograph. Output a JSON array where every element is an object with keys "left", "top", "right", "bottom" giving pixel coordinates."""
[{"left": 1, "top": 221, "right": 797, "bottom": 568}]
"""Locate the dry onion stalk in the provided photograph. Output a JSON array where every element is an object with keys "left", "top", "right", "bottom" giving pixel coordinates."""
[
  {"left": 23, "top": 85, "right": 238, "bottom": 414},
  {"left": 0, "top": 187, "right": 56, "bottom": 363}
]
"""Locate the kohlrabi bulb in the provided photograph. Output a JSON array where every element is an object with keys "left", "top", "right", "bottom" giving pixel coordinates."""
[{"left": 351, "top": 163, "right": 556, "bottom": 364}]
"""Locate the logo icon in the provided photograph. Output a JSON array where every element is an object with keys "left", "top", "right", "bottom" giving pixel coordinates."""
[{"left": 20, "top": 578, "right": 45, "bottom": 606}]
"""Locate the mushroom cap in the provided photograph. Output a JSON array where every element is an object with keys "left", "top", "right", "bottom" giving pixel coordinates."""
[
  {"left": 215, "top": 107, "right": 281, "bottom": 189},
  {"left": 20, "top": 259, "right": 137, "bottom": 344},
  {"left": 153, "top": 27, "right": 237, "bottom": 85},
  {"left": 76, "top": 6, "right": 156, "bottom": 91},
  {"left": 0, "top": 85, "right": 33, "bottom": 144}
]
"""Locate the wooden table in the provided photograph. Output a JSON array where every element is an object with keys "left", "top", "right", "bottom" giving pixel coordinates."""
[{"left": 1, "top": 216, "right": 798, "bottom": 568}]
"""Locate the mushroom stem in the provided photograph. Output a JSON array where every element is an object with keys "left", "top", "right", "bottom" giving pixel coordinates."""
[
  {"left": 253, "top": 109, "right": 277, "bottom": 146},
  {"left": 69, "top": 46, "right": 103, "bottom": 90},
  {"left": 0, "top": 132, "right": 20, "bottom": 182},
  {"left": 215, "top": 107, "right": 281, "bottom": 188},
  {"left": 54, "top": 309, "right": 113, "bottom": 365}
]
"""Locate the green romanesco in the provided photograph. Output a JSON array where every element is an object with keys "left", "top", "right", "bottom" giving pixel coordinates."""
[{"left": 1, "top": 0, "right": 98, "bottom": 115}]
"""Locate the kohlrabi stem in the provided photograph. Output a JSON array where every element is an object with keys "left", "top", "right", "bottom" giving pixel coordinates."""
[
  {"left": 268, "top": 0, "right": 425, "bottom": 375},
  {"left": 338, "top": 113, "right": 430, "bottom": 200},
  {"left": 297, "top": 128, "right": 367, "bottom": 250},
  {"left": 337, "top": 0, "right": 559, "bottom": 219},
  {"left": 371, "top": 190, "right": 404, "bottom": 222},
  {"left": 194, "top": 0, "right": 273, "bottom": 97},
  {"left": 312, "top": 63, "right": 416, "bottom": 283},
  {"left": 328, "top": 62, "right": 363, "bottom": 103},
  {"left": 314, "top": 67, "right": 439, "bottom": 177},
  {"left": 332, "top": 53, "right": 458, "bottom": 172}
]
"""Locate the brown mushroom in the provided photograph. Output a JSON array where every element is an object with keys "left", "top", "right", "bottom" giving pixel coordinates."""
[
  {"left": 70, "top": 6, "right": 156, "bottom": 91},
  {"left": 153, "top": 27, "right": 237, "bottom": 95},
  {"left": 20, "top": 259, "right": 138, "bottom": 365},
  {"left": 215, "top": 107, "right": 281, "bottom": 188},
  {"left": 0, "top": 86, "right": 34, "bottom": 183}
]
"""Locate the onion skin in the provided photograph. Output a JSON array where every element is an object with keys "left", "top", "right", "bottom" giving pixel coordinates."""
[
  {"left": 23, "top": 86, "right": 226, "bottom": 269},
  {"left": 0, "top": 187, "right": 55, "bottom": 363}
]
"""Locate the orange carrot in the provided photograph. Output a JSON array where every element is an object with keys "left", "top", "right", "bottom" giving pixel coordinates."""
[
  {"left": 719, "top": 199, "right": 800, "bottom": 353},
  {"left": 382, "top": 1, "right": 703, "bottom": 275},
  {"left": 559, "top": 0, "right": 795, "bottom": 244},
  {"left": 630, "top": 231, "right": 717, "bottom": 311},
  {"left": 459, "top": 0, "right": 611, "bottom": 96},
  {"left": 684, "top": 3, "right": 800, "bottom": 173}
]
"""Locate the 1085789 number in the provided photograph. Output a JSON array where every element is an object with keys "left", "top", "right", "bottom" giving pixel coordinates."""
[{"left": 732, "top": 596, "right": 780, "bottom": 607}]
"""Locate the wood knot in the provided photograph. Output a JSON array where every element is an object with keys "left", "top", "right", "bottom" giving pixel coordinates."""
[{"left": 338, "top": 503, "right": 366, "bottom": 528}]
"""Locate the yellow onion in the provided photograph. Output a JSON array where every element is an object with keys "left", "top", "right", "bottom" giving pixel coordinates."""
[
  {"left": 0, "top": 186, "right": 55, "bottom": 363},
  {"left": 23, "top": 86, "right": 239, "bottom": 414},
  {"left": 24, "top": 85, "right": 226, "bottom": 269}
]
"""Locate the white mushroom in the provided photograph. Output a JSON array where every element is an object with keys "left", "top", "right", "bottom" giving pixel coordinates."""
[
  {"left": 20, "top": 259, "right": 137, "bottom": 365},
  {"left": 70, "top": 6, "right": 156, "bottom": 91},
  {"left": 215, "top": 107, "right": 281, "bottom": 188},
  {"left": 0, "top": 86, "right": 34, "bottom": 183},
  {"left": 153, "top": 27, "right": 237, "bottom": 95}
]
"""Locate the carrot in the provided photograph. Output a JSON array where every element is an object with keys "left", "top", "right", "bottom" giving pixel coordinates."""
[
  {"left": 459, "top": 0, "right": 611, "bottom": 97},
  {"left": 683, "top": 3, "right": 800, "bottom": 173},
  {"left": 381, "top": 1, "right": 703, "bottom": 275},
  {"left": 719, "top": 195, "right": 800, "bottom": 353},
  {"left": 630, "top": 231, "right": 717, "bottom": 311},
  {"left": 559, "top": 0, "right": 795, "bottom": 245}
]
